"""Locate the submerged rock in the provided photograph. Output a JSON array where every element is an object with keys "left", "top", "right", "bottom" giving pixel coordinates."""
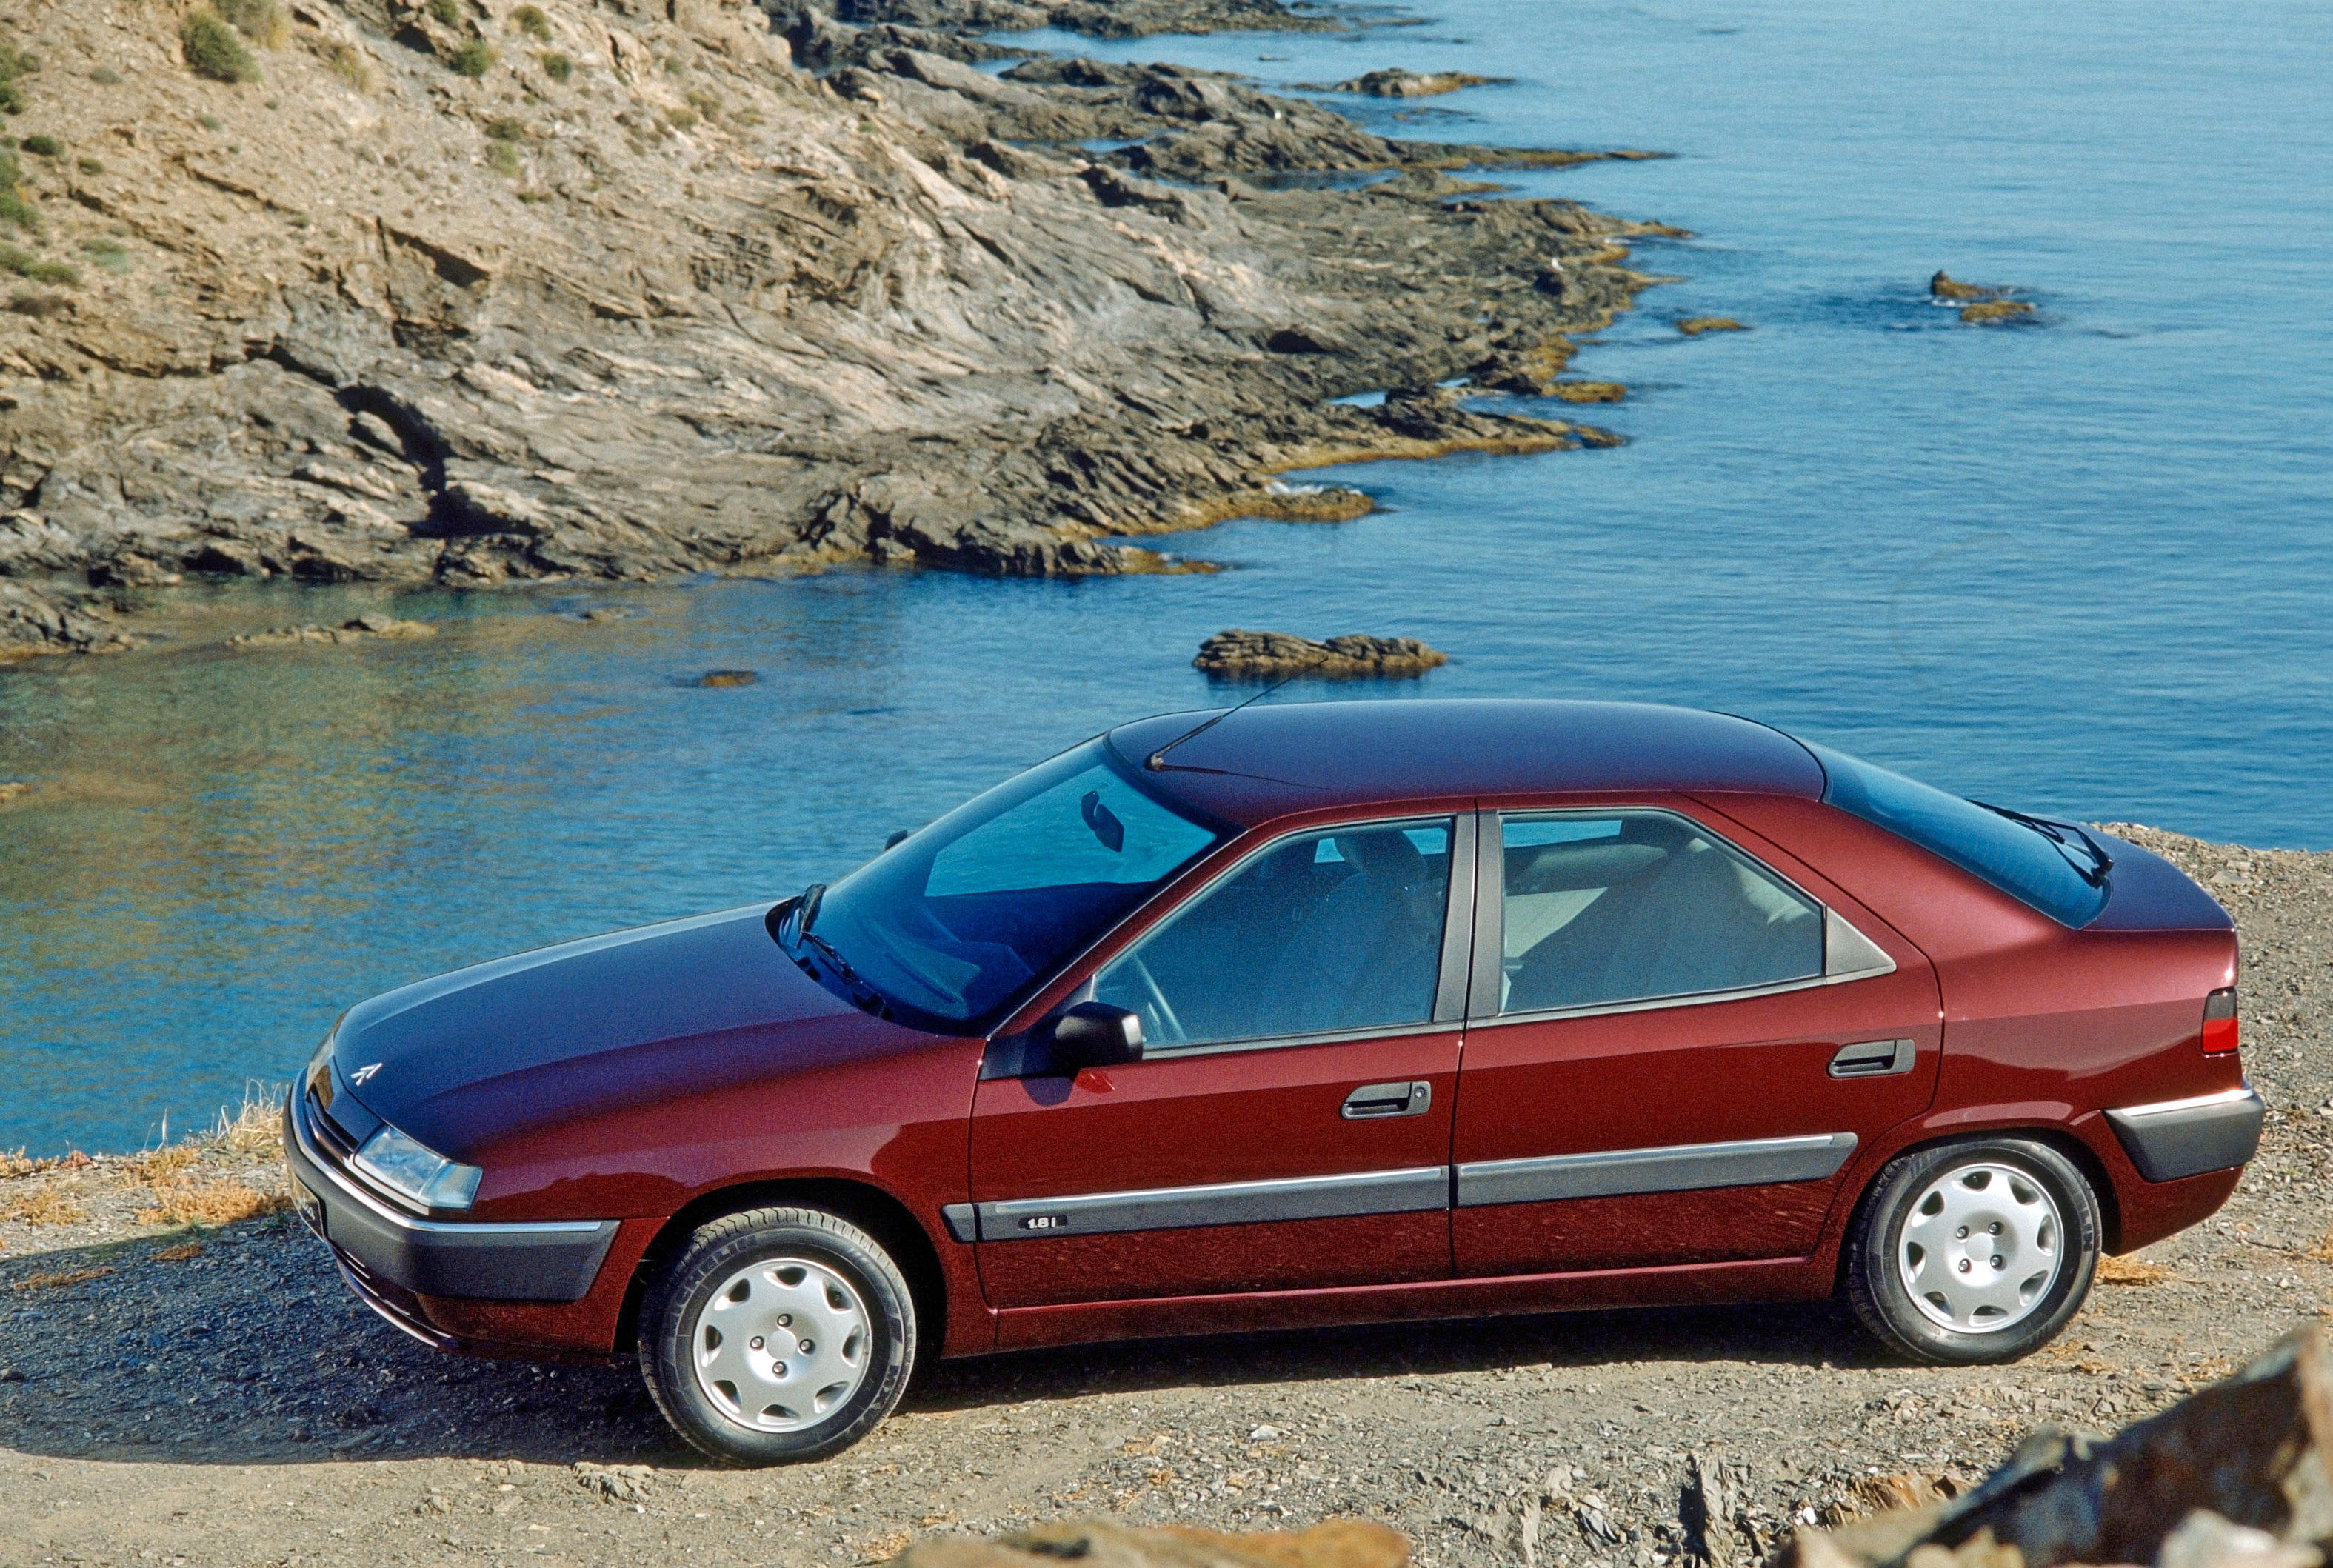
[
  {"left": 1546, "top": 381, "right": 1627, "bottom": 403},
  {"left": 1195, "top": 629, "right": 1448, "bottom": 678},
  {"left": 228, "top": 615, "right": 435, "bottom": 649},
  {"left": 695, "top": 670, "right": 759, "bottom": 688},
  {"left": 1960, "top": 299, "right": 2035, "bottom": 324},
  {"left": 1677, "top": 317, "right": 1751, "bottom": 336},
  {"left": 1298, "top": 68, "right": 1511, "bottom": 97}
]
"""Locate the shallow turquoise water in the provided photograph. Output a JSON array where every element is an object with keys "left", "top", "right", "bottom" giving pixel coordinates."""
[{"left": 2, "top": 0, "right": 2328, "bottom": 1152}]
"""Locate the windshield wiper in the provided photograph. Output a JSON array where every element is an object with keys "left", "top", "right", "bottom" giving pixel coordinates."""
[
  {"left": 787, "top": 883, "right": 891, "bottom": 1017},
  {"left": 1973, "top": 801, "right": 2115, "bottom": 888}
]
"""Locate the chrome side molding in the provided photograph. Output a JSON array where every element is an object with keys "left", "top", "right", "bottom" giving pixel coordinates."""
[
  {"left": 970, "top": 1166, "right": 1447, "bottom": 1242},
  {"left": 1455, "top": 1132, "right": 1859, "bottom": 1209}
]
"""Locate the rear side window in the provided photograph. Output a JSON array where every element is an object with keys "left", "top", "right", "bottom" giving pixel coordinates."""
[
  {"left": 1806, "top": 743, "right": 2109, "bottom": 928},
  {"left": 1499, "top": 812, "right": 1823, "bottom": 1015}
]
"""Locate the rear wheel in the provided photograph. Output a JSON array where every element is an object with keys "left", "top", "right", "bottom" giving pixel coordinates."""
[
  {"left": 1845, "top": 1137, "right": 2099, "bottom": 1364},
  {"left": 639, "top": 1207, "right": 917, "bottom": 1464}
]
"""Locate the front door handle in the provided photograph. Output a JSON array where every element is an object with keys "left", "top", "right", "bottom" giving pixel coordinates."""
[{"left": 1342, "top": 1081, "right": 1432, "bottom": 1119}]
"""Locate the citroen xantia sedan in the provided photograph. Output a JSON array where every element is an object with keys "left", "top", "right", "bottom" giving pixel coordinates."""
[{"left": 284, "top": 701, "right": 2260, "bottom": 1463}]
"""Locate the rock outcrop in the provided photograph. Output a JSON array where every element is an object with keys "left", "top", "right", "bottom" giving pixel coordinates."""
[
  {"left": 1775, "top": 1324, "right": 2333, "bottom": 1568},
  {"left": 1194, "top": 629, "right": 1448, "bottom": 677},
  {"left": 0, "top": 0, "right": 1677, "bottom": 658}
]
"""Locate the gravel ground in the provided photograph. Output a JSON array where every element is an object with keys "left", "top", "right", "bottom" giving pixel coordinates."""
[{"left": 1, "top": 828, "right": 2326, "bottom": 1568}]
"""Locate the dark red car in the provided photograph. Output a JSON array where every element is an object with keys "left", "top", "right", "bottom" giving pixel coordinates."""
[{"left": 283, "top": 701, "right": 2260, "bottom": 1464}]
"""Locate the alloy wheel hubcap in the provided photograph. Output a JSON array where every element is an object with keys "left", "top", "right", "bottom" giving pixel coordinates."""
[
  {"left": 691, "top": 1256, "right": 872, "bottom": 1432},
  {"left": 1899, "top": 1161, "right": 2064, "bottom": 1333}
]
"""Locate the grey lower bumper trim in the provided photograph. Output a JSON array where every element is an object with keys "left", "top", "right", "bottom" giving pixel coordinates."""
[
  {"left": 284, "top": 1097, "right": 619, "bottom": 1303},
  {"left": 1457, "top": 1132, "right": 1859, "bottom": 1208},
  {"left": 2106, "top": 1086, "right": 2264, "bottom": 1183},
  {"left": 975, "top": 1165, "right": 1446, "bottom": 1241}
]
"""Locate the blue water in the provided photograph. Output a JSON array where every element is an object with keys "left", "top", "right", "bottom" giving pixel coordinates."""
[{"left": 3, "top": 0, "right": 2328, "bottom": 1152}]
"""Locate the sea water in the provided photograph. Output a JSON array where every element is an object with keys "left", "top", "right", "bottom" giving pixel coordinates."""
[{"left": 2, "top": 0, "right": 2327, "bottom": 1150}]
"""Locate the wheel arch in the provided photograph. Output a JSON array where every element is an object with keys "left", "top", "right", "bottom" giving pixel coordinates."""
[
  {"left": 614, "top": 1178, "right": 949, "bottom": 1358},
  {"left": 1831, "top": 1124, "right": 2123, "bottom": 1292}
]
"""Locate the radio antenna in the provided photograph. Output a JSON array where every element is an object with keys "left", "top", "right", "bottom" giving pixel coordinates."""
[{"left": 1146, "top": 647, "right": 1332, "bottom": 772}]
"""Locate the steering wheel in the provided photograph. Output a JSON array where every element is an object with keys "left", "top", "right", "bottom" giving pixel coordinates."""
[{"left": 1126, "top": 953, "right": 1186, "bottom": 1045}]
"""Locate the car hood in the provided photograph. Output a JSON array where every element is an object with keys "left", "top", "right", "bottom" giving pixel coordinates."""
[{"left": 328, "top": 904, "right": 924, "bottom": 1157}]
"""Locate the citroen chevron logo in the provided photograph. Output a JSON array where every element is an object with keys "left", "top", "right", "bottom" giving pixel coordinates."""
[{"left": 349, "top": 1063, "right": 382, "bottom": 1085}]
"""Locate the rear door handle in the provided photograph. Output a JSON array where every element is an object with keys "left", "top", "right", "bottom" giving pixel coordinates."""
[
  {"left": 1828, "top": 1039, "right": 1915, "bottom": 1078},
  {"left": 1342, "top": 1081, "right": 1432, "bottom": 1119}
]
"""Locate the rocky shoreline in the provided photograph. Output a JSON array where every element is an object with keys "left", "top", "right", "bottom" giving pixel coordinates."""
[{"left": 0, "top": 0, "right": 1682, "bottom": 660}]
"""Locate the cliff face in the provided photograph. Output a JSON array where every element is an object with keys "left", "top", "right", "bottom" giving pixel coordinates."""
[{"left": 0, "top": 0, "right": 1671, "bottom": 655}]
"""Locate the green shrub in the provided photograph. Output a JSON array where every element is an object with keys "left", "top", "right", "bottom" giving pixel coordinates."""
[
  {"left": 199, "top": 113, "right": 224, "bottom": 130},
  {"left": 486, "top": 139, "right": 520, "bottom": 176},
  {"left": 216, "top": 0, "right": 289, "bottom": 47},
  {"left": 510, "top": 4, "right": 550, "bottom": 39},
  {"left": 0, "top": 41, "right": 33, "bottom": 114},
  {"left": 82, "top": 236, "right": 130, "bottom": 271},
  {"left": 427, "top": 0, "right": 461, "bottom": 24},
  {"left": 0, "top": 241, "right": 77, "bottom": 285},
  {"left": 21, "top": 133, "right": 58, "bottom": 156},
  {"left": 484, "top": 114, "right": 524, "bottom": 139},
  {"left": 536, "top": 49, "right": 570, "bottom": 80},
  {"left": 90, "top": 65, "right": 122, "bottom": 84},
  {"left": 449, "top": 39, "right": 493, "bottom": 76},
  {"left": 661, "top": 104, "right": 697, "bottom": 130},
  {"left": 77, "top": 156, "right": 102, "bottom": 174},
  {"left": 0, "top": 150, "right": 33, "bottom": 233},
  {"left": 8, "top": 288, "right": 71, "bottom": 316},
  {"left": 181, "top": 10, "right": 261, "bottom": 83}
]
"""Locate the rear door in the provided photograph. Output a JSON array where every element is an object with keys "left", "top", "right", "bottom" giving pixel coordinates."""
[
  {"left": 1451, "top": 804, "right": 1941, "bottom": 1277},
  {"left": 970, "top": 814, "right": 1472, "bottom": 1308}
]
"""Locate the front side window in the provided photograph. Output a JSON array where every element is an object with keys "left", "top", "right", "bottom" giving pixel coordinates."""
[
  {"left": 1806, "top": 743, "right": 2110, "bottom": 928},
  {"left": 1093, "top": 819, "right": 1454, "bottom": 1050},
  {"left": 801, "top": 741, "right": 1227, "bottom": 1029},
  {"left": 1499, "top": 812, "right": 1822, "bottom": 1015}
]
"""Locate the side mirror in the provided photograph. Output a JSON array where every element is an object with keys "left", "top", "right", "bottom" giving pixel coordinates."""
[
  {"left": 1049, "top": 1001, "right": 1144, "bottom": 1070},
  {"left": 882, "top": 829, "right": 910, "bottom": 851}
]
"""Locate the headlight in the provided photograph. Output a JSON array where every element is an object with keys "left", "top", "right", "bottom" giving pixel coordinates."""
[
  {"left": 352, "top": 1124, "right": 482, "bottom": 1211},
  {"left": 305, "top": 1025, "right": 337, "bottom": 1090}
]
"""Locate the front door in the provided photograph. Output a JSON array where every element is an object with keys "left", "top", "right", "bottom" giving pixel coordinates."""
[
  {"left": 1452, "top": 806, "right": 1942, "bottom": 1276},
  {"left": 971, "top": 815, "right": 1471, "bottom": 1309}
]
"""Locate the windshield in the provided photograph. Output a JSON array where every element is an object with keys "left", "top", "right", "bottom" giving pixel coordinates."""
[
  {"left": 1806, "top": 742, "right": 2110, "bottom": 928},
  {"left": 790, "top": 740, "right": 1229, "bottom": 1030}
]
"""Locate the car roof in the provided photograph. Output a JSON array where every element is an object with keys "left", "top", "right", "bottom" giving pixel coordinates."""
[{"left": 1107, "top": 699, "right": 1826, "bottom": 828}]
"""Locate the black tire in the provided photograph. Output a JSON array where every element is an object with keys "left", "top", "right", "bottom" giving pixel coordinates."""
[
  {"left": 638, "top": 1206, "right": 917, "bottom": 1465},
  {"left": 1844, "top": 1137, "right": 2100, "bottom": 1365}
]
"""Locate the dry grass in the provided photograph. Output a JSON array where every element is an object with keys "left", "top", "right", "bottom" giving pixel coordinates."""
[
  {"left": 2098, "top": 1254, "right": 2172, "bottom": 1286},
  {"left": 10, "top": 1265, "right": 114, "bottom": 1292},
  {"left": 127, "top": 1144, "right": 202, "bottom": 1183},
  {"left": 136, "top": 1180, "right": 288, "bottom": 1226},
  {"left": 203, "top": 1086, "right": 284, "bottom": 1155},
  {"left": 151, "top": 1242, "right": 205, "bottom": 1262},
  {"left": 1, "top": 1186, "right": 90, "bottom": 1226},
  {"left": 2307, "top": 1230, "right": 2333, "bottom": 1264}
]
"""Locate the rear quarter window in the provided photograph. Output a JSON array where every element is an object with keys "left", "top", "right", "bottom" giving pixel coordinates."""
[{"left": 1805, "top": 743, "right": 2109, "bottom": 928}]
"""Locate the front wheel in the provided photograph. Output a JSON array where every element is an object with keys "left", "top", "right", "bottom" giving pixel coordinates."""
[
  {"left": 1844, "top": 1137, "right": 2100, "bottom": 1364},
  {"left": 638, "top": 1206, "right": 918, "bottom": 1465}
]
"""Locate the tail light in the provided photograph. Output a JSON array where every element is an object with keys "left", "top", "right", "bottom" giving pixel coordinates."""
[{"left": 2202, "top": 987, "right": 2240, "bottom": 1055}]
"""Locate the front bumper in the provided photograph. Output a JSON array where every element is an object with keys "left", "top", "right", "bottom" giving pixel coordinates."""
[
  {"left": 2105, "top": 1084, "right": 2266, "bottom": 1184},
  {"left": 283, "top": 1090, "right": 619, "bottom": 1303}
]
